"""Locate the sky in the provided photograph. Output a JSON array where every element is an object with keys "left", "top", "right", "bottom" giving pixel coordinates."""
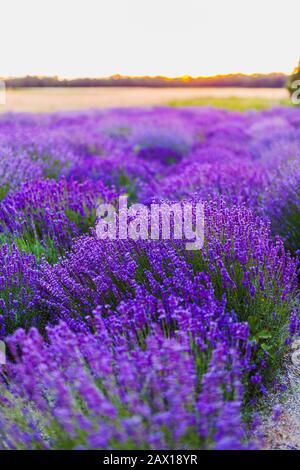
[{"left": 1, "top": 0, "right": 299, "bottom": 78}]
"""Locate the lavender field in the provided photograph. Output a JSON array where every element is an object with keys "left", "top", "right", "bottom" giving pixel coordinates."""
[{"left": 0, "top": 105, "right": 300, "bottom": 450}]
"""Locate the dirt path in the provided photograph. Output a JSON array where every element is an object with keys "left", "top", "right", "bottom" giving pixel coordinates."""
[{"left": 261, "top": 340, "right": 300, "bottom": 449}]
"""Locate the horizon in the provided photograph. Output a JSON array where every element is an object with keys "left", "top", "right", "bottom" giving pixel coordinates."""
[{"left": 1, "top": 71, "right": 291, "bottom": 81}]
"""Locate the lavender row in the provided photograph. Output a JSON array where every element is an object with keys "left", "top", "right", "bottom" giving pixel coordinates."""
[{"left": 0, "top": 106, "right": 300, "bottom": 449}]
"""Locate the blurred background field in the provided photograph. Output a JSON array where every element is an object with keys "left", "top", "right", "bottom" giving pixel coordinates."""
[{"left": 1, "top": 86, "right": 290, "bottom": 113}]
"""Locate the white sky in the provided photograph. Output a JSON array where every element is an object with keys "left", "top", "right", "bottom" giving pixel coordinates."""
[{"left": 1, "top": 0, "right": 299, "bottom": 77}]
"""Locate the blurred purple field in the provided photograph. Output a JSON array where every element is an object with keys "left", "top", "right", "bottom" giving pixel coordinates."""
[{"left": 0, "top": 105, "right": 300, "bottom": 449}]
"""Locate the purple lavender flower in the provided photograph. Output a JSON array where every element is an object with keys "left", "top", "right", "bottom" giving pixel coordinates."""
[{"left": 0, "top": 106, "right": 300, "bottom": 450}]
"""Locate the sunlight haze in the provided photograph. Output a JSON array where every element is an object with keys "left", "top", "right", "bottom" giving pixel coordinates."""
[{"left": 1, "top": 0, "right": 299, "bottom": 78}]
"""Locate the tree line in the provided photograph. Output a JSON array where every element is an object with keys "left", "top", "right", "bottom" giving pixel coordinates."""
[{"left": 2, "top": 73, "right": 288, "bottom": 88}]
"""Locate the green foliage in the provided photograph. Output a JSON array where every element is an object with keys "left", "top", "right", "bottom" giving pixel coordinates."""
[
  {"left": 0, "top": 184, "right": 10, "bottom": 201},
  {"left": 188, "top": 247, "right": 295, "bottom": 379},
  {"left": 169, "top": 96, "right": 290, "bottom": 111},
  {"left": 118, "top": 171, "right": 138, "bottom": 203},
  {"left": 13, "top": 235, "right": 61, "bottom": 264},
  {"left": 271, "top": 202, "right": 300, "bottom": 254},
  {"left": 65, "top": 206, "right": 97, "bottom": 234}
]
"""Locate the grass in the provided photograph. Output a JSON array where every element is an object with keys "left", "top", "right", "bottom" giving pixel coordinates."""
[{"left": 169, "top": 96, "right": 291, "bottom": 111}]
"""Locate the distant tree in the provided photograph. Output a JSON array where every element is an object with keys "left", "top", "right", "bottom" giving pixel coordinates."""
[
  {"left": 287, "top": 60, "right": 300, "bottom": 104},
  {"left": 2, "top": 73, "right": 288, "bottom": 89}
]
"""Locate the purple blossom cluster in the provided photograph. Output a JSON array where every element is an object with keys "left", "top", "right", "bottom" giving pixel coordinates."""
[
  {"left": 0, "top": 244, "right": 40, "bottom": 336},
  {"left": 0, "top": 106, "right": 300, "bottom": 450},
  {"left": 0, "top": 318, "right": 250, "bottom": 450},
  {"left": 0, "top": 178, "right": 116, "bottom": 257}
]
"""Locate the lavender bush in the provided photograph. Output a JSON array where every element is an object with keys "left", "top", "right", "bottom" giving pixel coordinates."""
[{"left": 0, "top": 106, "right": 300, "bottom": 449}]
